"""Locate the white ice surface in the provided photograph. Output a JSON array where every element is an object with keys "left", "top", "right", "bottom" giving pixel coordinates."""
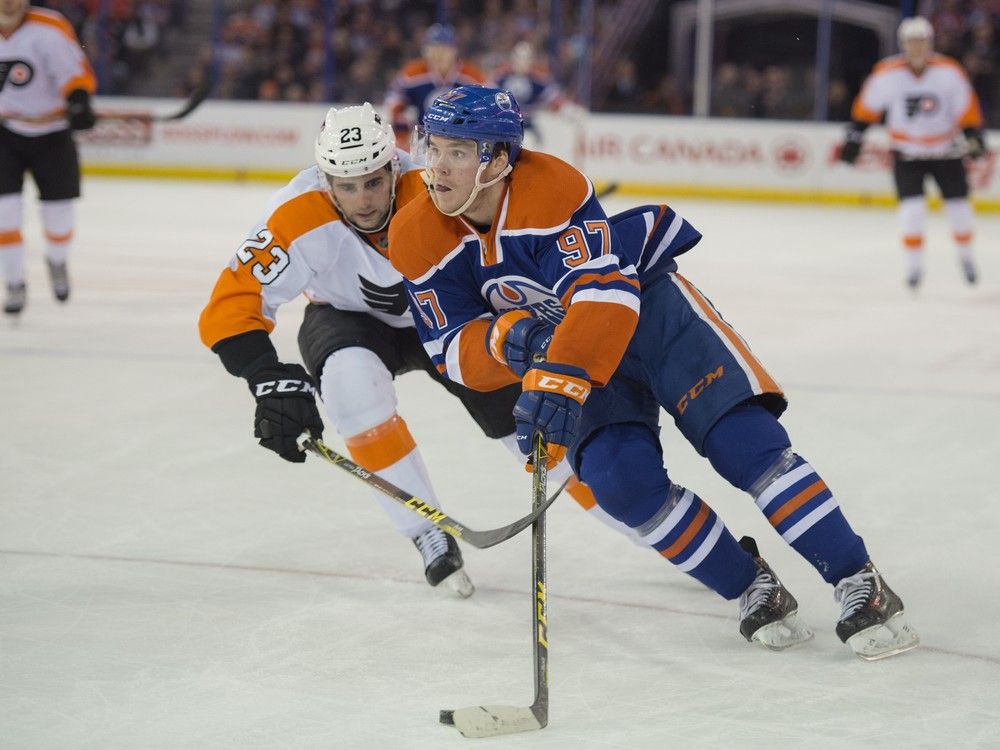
[{"left": 2, "top": 178, "right": 999, "bottom": 749}]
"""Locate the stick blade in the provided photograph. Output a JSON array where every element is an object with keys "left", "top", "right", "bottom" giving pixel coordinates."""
[{"left": 440, "top": 705, "right": 544, "bottom": 738}]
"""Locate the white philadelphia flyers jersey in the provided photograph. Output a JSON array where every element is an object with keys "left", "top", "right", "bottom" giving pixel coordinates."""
[
  {"left": 851, "top": 53, "right": 983, "bottom": 158},
  {"left": 0, "top": 8, "right": 96, "bottom": 136},
  {"left": 200, "top": 160, "right": 427, "bottom": 350}
]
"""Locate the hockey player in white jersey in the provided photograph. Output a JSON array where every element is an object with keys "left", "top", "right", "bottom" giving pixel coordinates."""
[
  {"left": 199, "top": 104, "right": 612, "bottom": 596},
  {"left": 839, "top": 16, "right": 987, "bottom": 288},
  {"left": 0, "top": 0, "right": 96, "bottom": 315}
]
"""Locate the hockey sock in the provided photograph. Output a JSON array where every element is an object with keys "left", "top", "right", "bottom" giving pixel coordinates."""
[
  {"left": 345, "top": 414, "right": 440, "bottom": 538},
  {"left": 944, "top": 198, "right": 975, "bottom": 262},
  {"left": 320, "top": 347, "right": 438, "bottom": 538},
  {"left": 40, "top": 200, "right": 74, "bottom": 264},
  {"left": 898, "top": 196, "right": 925, "bottom": 274},
  {"left": 704, "top": 403, "right": 869, "bottom": 584},
  {"left": 580, "top": 423, "right": 756, "bottom": 599},
  {"left": 0, "top": 194, "right": 25, "bottom": 285}
]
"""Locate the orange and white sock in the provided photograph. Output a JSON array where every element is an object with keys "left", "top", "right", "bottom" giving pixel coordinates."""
[
  {"left": 40, "top": 199, "right": 74, "bottom": 265},
  {"left": 944, "top": 198, "right": 975, "bottom": 263},
  {"left": 321, "top": 347, "right": 440, "bottom": 539},
  {"left": 0, "top": 194, "right": 25, "bottom": 285}
]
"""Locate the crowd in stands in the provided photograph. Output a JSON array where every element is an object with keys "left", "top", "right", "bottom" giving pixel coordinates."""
[
  {"left": 44, "top": 0, "right": 180, "bottom": 94},
  {"left": 43, "top": 0, "right": 999, "bottom": 125}
]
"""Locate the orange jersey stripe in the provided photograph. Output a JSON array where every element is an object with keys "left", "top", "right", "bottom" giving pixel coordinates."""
[
  {"left": 902, "top": 235, "right": 923, "bottom": 249},
  {"left": 660, "top": 500, "right": 709, "bottom": 560},
  {"left": 44, "top": 230, "right": 73, "bottom": 243},
  {"left": 958, "top": 91, "right": 984, "bottom": 129},
  {"left": 345, "top": 415, "right": 417, "bottom": 472},
  {"left": 548, "top": 300, "right": 638, "bottom": 387},
  {"left": 0, "top": 230, "right": 23, "bottom": 245},
  {"left": 768, "top": 480, "right": 828, "bottom": 527},
  {"left": 26, "top": 10, "right": 97, "bottom": 95},
  {"left": 673, "top": 273, "right": 782, "bottom": 396},
  {"left": 457, "top": 319, "right": 521, "bottom": 390}
]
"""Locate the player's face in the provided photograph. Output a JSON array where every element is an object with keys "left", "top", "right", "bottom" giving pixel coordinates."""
[
  {"left": 0, "top": 0, "right": 27, "bottom": 29},
  {"left": 425, "top": 135, "right": 482, "bottom": 214},
  {"left": 327, "top": 167, "right": 393, "bottom": 231},
  {"left": 424, "top": 44, "right": 458, "bottom": 75},
  {"left": 903, "top": 37, "right": 932, "bottom": 69}
]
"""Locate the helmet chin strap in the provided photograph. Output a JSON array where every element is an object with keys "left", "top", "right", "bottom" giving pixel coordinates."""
[{"left": 426, "top": 162, "right": 512, "bottom": 217}]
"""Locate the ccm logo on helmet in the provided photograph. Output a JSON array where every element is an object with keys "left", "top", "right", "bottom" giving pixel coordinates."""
[{"left": 253, "top": 379, "right": 316, "bottom": 397}]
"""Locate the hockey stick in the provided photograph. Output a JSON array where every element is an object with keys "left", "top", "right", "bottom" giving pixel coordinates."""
[
  {"left": 439, "top": 435, "right": 549, "bottom": 738},
  {"left": 595, "top": 181, "right": 620, "bottom": 199},
  {"left": 0, "top": 80, "right": 211, "bottom": 126},
  {"left": 298, "top": 433, "right": 565, "bottom": 549}
]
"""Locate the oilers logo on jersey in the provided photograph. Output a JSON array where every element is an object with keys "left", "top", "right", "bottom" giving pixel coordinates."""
[{"left": 483, "top": 277, "right": 564, "bottom": 325}]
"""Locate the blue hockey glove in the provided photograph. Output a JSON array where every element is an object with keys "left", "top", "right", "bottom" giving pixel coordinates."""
[
  {"left": 513, "top": 362, "right": 591, "bottom": 469},
  {"left": 486, "top": 310, "right": 554, "bottom": 377}
]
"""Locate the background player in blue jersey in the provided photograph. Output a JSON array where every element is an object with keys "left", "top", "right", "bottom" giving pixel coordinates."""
[
  {"left": 389, "top": 85, "right": 919, "bottom": 661},
  {"left": 383, "top": 23, "right": 491, "bottom": 151}
]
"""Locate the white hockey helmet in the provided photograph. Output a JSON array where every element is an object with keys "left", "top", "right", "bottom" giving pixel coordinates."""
[
  {"left": 898, "top": 16, "right": 934, "bottom": 47},
  {"left": 315, "top": 103, "right": 397, "bottom": 179}
]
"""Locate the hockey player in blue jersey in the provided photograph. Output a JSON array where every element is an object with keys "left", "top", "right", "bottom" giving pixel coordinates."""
[{"left": 388, "top": 85, "right": 919, "bottom": 661}]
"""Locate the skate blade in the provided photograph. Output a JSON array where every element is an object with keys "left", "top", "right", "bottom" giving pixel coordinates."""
[
  {"left": 443, "top": 569, "right": 475, "bottom": 599},
  {"left": 751, "top": 612, "right": 814, "bottom": 651},
  {"left": 846, "top": 613, "right": 919, "bottom": 661}
]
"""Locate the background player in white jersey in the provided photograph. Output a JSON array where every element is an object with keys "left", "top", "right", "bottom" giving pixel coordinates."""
[
  {"left": 839, "top": 16, "right": 987, "bottom": 289},
  {"left": 199, "top": 104, "right": 610, "bottom": 597},
  {"left": 0, "top": 0, "right": 96, "bottom": 315}
]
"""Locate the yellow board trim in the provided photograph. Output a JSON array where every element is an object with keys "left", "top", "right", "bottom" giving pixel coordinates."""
[{"left": 81, "top": 164, "right": 1000, "bottom": 212}]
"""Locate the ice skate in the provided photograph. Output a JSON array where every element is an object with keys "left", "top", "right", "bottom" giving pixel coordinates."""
[
  {"left": 959, "top": 257, "right": 978, "bottom": 285},
  {"left": 413, "top": 526, "right": 474, "bottom": 598},
  {"left": 3, "top": 282, "right": 26, "bottom": 315},
  {"left": 46, "top": 259, "right": 70, "bottom": 301},
  {"left": 737, "top": 536, "right": 813, "bottom": 650},
  {"left": 905, "top": 268, "right": 922, "bottom": 289},
  {"left": 834, "top": 561, "right": 918, "bottom": 661}
]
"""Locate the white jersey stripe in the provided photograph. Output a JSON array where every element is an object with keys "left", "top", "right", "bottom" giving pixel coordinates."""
[
  {"left": 675, "top": 516, "right": 724, "bottom": 573},
  {"left": 754, "top": 463, "right": 816, "bottom": 511},
  {"left": 781, "top": 497, "right": 839, "bottom": 543},
  {"left": 639, "top": 489, "right": 694, "bottom": 546}
]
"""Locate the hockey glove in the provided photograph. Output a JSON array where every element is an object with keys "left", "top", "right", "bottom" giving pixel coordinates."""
[
  {"left": 65, "top": 89, "right": 96, "bottom": 131},
  {"left": 486, "top": 310, "right": 555, "bottom": 377},
  {"left": 839, "top": 122, "right": 868, "bottom": 165},
  {"left": 513, "top": 362, "right": 591, "bottom": 470},
  {"left": 964, "top": 128, "right": 987, "bottom": 160},
  {"left": 246, "top": 362, "right": 324, "bottom": 463}
]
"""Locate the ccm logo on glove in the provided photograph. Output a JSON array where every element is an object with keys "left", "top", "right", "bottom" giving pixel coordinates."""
[
  {"left": 525, "top": 371, "right": 590, "bottom": 400},
  {"left": 252, "top": 378, "right": 316, "bottom": 397}
]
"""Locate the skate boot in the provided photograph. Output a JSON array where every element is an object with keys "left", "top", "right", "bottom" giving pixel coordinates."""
[
  {"left": 905, "top": 268, "right": 922, "bottom": 289},
  {"left": 413, "top": 526, "right": 474, "bottom": 598},
  {"left": 3, "top": 282, "right": 26, "bottom": 315},
  {"left": 960, "top": 257, "right": 978, "bottom": 285},
  {"left": 737, "top": 536, "right": 813, "bottom": 650},
  {"left": 834, "top": 561, "right": 919, "bottom": 660},
  {"left": 46, "top": 259, "right": 70, "bottom": 302}
]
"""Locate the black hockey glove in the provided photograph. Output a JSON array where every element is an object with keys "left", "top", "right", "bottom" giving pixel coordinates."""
[
  {"left": 964, "top": 128, "right": 987, "bottom": 160},
  {"left": 246, "top": 362, "right": 324, "bottom": 463},
  {"left": 839, "top": 122, "right": 868, "bottom": 165},
  {"left": 65, "top": 89, "right": 96, "bottom": 131}
]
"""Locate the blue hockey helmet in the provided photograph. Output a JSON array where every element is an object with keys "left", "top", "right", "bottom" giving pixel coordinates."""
[
  {"left": 422, "top": 85, "right": 524, "bottom": 166},
  {"left": 423, "top": 22, "right": 457, "bottom": 47}
]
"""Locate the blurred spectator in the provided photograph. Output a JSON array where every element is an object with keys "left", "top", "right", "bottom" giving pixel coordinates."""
[{"left": 602, "top": 59, "right": 643, "bottom": 112}]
